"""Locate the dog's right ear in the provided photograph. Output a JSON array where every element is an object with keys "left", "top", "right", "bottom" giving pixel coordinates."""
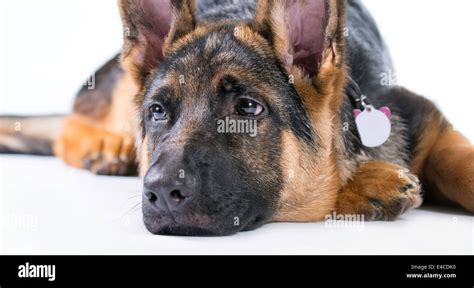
[{"left": 119, "top": 0, "right": 196, "bottom": 85}]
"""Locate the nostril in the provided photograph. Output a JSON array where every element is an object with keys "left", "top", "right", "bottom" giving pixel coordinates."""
[
  {"left": 145, "top": 191, "right": 158, "bottom": 203},
  {"left": 170, "top": 190, "right": 186, "bottom": 203}
]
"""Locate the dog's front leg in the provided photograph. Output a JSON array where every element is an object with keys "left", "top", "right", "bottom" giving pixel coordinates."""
[
  {"left": 336, "top": 161, "right": 423, "bottom": 220},
  {"left": 53, "top": 114, "right": 137, "bottom": 176}
]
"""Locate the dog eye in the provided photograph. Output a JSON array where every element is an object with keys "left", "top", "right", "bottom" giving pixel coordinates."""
[
  {"left": 235, "top": 97, "right": 264, "bottom": 117},
  {"left": 149, "top": 104, "right": 167, "bottom": 121}
]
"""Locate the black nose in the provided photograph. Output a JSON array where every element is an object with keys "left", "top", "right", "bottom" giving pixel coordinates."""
[{"left": 143, "top": 162, "right": 198, "bottom": 211}]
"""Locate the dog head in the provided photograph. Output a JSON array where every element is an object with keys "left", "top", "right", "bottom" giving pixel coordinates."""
[{"left": 119, "top": 0, "right": 347, "bottom": 236}]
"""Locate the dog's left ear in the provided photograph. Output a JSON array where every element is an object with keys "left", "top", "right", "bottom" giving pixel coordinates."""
[
  {"left": 251, "top": 0, "right": 346, "bottom": 90},
  {"left": 119, "top": 0, "right": 196, "bottom": 85}
]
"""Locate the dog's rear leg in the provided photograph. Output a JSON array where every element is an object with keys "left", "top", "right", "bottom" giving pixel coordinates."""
[{"left": 423, "top": 127, "right": 474, "bottom": 212}]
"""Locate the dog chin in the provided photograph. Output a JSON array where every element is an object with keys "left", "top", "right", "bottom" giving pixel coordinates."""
[{"left": 142, "top": 206, "right": 268, "bottom": 236}]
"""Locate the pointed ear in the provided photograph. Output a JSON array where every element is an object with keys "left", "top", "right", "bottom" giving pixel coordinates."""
[
  {"left": 119, "top": 0, "right": 196, "bottom": 84},
  {"left": 251, "top": 0, "right": 346, "bottom": 83}
]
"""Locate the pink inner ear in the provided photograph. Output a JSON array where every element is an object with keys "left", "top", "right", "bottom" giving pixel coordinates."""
[
  {"left": 137, "top": 0, "right": 173, "bottom": 71},
  {"left": 380, "top": 107, "right": 391, "bottom": 118},
  {"left": 287, "top": 0, "right": 326, "bottom": 76},
  {"left": 141, "top": 0, "right": 172, "bottom": 39},
  {"left": 353, "top": 109, "right": 362, "bottom": 117}
]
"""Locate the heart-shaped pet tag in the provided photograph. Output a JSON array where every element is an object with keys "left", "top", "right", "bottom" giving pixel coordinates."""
[{"left": 353, "top": 106, "right": 391, "bottom": 148}]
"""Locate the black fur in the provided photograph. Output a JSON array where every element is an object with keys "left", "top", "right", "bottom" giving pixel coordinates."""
[
  {"left": 196, "top": 0, "right": 257, "bottom": 22},
  {"left": 74, "top": 54, "right": 124, "bottom": 119}
]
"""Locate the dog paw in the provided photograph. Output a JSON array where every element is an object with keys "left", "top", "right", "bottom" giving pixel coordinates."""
[
  {"left": 81, "top": 133, "right": 136, "bottom": 176},
  {"left": 370, "top": 169, "right": 423, "bottom": 220},
  {"left": 337, "top": 161, "right": 423, "bottom": 221},
  {"left": 54, "top": 115, "right": 137, "bottom": 176}
]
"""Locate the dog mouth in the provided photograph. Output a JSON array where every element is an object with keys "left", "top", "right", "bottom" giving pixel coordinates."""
[{"left": 142, "top": 203, "right": 268, "bottom": 236}]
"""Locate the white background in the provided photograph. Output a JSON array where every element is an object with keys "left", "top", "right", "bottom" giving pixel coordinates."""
[{"left": 0, "top": 0, "right": 473, "bottom": 254}]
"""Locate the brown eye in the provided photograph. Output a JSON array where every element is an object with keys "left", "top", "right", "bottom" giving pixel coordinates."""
[
  {"left": 150, "top": 104, "right": 167, "bottom": 121},
  {"left": 235, "top": 97, "right": 264, "bottom": 117}
]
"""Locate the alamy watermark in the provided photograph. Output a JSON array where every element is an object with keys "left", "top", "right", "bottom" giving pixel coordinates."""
[
  {"left": 18, "top": 262, "right": 55, "bottom": 281},
  {"left": 324, "top": 211, "right": 365, "bottom": 231},
  {"left": 217, "top": 117, "right": 257, "bottom": 137},
  {"left": 380, "top": 69, "right": 397, "bottom": 87},
  {"left": 83, "top": 73, "right": 96, "bottom": 90},
  {"left": 2, "top": 213, "right": 39, "bottom": 232}
]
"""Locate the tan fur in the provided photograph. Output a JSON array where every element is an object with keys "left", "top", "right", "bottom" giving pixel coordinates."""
[
  {"left": 102, "top": 71, "right": 140, "bottom": 134},
  {"left": 138, "top": 135, "right": 151, "bottom": 177},
  {"left": 409, "top": 113, "right": 446, "bottom": 175},
  {"left": 273, "top": 131, "right": 339, "bottom": 222},
  {"left": 423, "top": 127, "right": 474, "bottom": 212},
  {"left": 54, "top": 114, "right": 135, "bottom": 174},
  {"left": 232, "top": 24, "right": 275, "bottom": 57},
  {"left": 120, "top": 43, "right": 148, "bottom": 87},
  {"left": 337, "top": 161, "right": 423, "bottom": 220},
  {"left": 0, "top": 116, "right": 63, "bottom": 141}
]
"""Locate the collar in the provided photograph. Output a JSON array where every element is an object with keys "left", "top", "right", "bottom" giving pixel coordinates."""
[{"left": 345, "top": 77, "right": 370, "bottom": 110}]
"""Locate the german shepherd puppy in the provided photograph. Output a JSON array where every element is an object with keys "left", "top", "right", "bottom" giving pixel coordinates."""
[{"left": 0, "top": 0, "right": 473, "bottom": 236}]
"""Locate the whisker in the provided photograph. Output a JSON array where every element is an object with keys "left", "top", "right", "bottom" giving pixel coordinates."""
[
  {"left": 124, "top": 201, "right": 142, "bottom": 216},
  {"left": 127, "top": 194, "right": 142, "bottom": 200}
]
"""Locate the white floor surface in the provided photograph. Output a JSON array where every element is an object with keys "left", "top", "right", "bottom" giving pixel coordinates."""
[{"left": 1, "top": 155, "right": 472, "bottom": 255}]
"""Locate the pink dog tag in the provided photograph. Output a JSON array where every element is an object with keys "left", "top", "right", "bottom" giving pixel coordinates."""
[{"left": 353, "top": 106, "right": 391, "bottom": 148}]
